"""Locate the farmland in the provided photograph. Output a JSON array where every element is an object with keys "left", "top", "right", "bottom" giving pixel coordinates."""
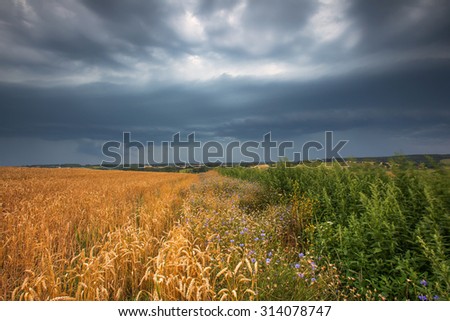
[
  {"left": 0, "top": 168, "right": 197, "bottom": 300},
  {"left": 1, "top": 163, "right": 449, "bottom": 301}
]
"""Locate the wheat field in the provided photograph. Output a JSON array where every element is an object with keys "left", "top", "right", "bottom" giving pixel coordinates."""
[
  {"left": 0, "top": 167, "right": 344, "bottom": 301},
  {"left": 0, "top": 168, "right": 198, "bottom": 300}
]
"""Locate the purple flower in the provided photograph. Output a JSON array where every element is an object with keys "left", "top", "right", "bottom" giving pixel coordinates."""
[
  {"left": 239, "top": 243, "right": 245, "bottom": 247},
  {"left": 248, "top": 250, "right": 255, "bottom": 256},
  {"left": 295, "top": 263, "right": 301, "bottom": 269},
  {"left": 418, "top": 295, "right": 428, "bottom": 301},
  {"left": 297, "top": 273, "right": 304, "bottom": 278},
  {"left": 266, "top": 258, "right": 271, "bottom": 264},
  {"left": 433, "top": 295, "right": 439, "bottom": 300},
  {"left": 299, "top": 253, "right": 305, "bottom": 258},
  {"left": 311, "top": 278, "right": 317, "bottom": 282},
  {"left": 251, "top": 258, "right": 256, "bottom": 263},
  {"left": 268, "top": 251, "right": 273, "bottom": 257},
  {"left": 420, "top": 279, "right": 428, "bottom": 287},
  {"left": 230, "top": 239, "right": 234, "bottom": 243},
  {"left": 254, "top": 237, "right": 260, "bottom": 241}
]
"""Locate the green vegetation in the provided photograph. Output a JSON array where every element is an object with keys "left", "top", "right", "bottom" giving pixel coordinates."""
[{"left": 217, "top": 161, "right": 450, "bottom": 300}]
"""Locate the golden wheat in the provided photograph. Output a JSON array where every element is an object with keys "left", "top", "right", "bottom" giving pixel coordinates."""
[
  {"left": 1, "top": 168, "right": 339, "bottom": 301},
  {"left": 0, "top": 168, "right": 197, "bottom": 300}
]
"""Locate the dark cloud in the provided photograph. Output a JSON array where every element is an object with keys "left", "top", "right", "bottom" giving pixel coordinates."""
[
  {"left": 0, "top": 0, "right": 449, "bottom": 165},
  {"left": 347, "top": 0, "right": 450, "bottom": 53},
  {"left": 80, "top": 0, "right": 187, "bottom": 51},
  {"left": 0, "top": 1, "right": 117, "bottom": 66},
  {"left": 1, "top": 59, "right": 449, "bottom": 142}
]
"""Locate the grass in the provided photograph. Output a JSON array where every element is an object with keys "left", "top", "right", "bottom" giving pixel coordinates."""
[{"left": 218, "top": 161, "right": 450, "bottom": 301}]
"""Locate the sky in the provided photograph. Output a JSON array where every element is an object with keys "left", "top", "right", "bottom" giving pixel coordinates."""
[{"left": 0, "top": 0, "right": 449, "bottom": 165}]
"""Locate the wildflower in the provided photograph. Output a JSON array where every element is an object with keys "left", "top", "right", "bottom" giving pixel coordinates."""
[
  {"left": 420, "top": 279, "right": 428, "bottom": 287},
  {"left": 230, "top": 239, "right": 234, "bottom": 243},
  {"left": 311, "top": 278, "right": 316, "bottom": 282},
  {"left": 433, "top": 295, "right": 439, "bottom": 300},
  {"left": 418, "top": 295, "right": 427, "bottom": 301},
  {"left": 239, "top": 243, "right": 244, "bottom": 247},
  {"left": 297, "top": 273, "right": 304, "bottom": 278},
  {"left": 299, "top": 252, "right": 305, "bottom": 258},
  {"left": 254, "top": 237, "right": 259, "bottom": 241},
  {"left": 295, "top": 263, "right": 300, "bottom": 269},
  {"left": 266, "top": 258, "right": 271, "bottom": 264},
  {"left": 248, "top": 250, "right": 255, "bottom": 256},
  {"left": 268, "top": 251, "right": 273, "bottom": 257},
  {"left": 261, "top": 233, "right": 266, "bottom": 237},
  {"left": 251, "top": 258, "right": 256, "bottom": 263}
]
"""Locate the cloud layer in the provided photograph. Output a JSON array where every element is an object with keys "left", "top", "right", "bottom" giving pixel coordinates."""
[{"left": 1, "top": 0, "right": 449, "bottom": 164}]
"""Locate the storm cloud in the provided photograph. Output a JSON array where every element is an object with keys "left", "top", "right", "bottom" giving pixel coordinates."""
[{"left": 0, "top": 0, "right": 449, "bottom": 164}]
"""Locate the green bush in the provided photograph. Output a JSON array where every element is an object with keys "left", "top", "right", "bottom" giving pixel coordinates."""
[{"left": 218, "top": 162, "right": 450, "bottom": 300}]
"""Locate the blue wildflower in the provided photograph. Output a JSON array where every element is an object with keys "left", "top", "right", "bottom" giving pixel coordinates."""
[
  {"left": 420, "top": 279, "right": 428, "bottom": 287},
  {"left": 268, "top": 251, "right": 273, "bottom": 257},
  {"left": 239, "top": 243, "right": 245, "bottom": 247},
  {"left": 230, "top": 239, "right": 234, "bottom": 243},
  {"left": 266, "top": 258, "right": 271, "bottom": 264},
  {"left": 433, "top": 295, "right": 439, "bottom": 300},
  {"left": 251, "top": 258, "right": 256, "bottom": 263},
  {"left": 297, "top": 273, "right": 304, "bottom": 278},
  {"left": 418, "top": 295, "right": 427, "bottom": 301},
  {"left": 299, "top": 253, "right": 305, "bottom": 258},
  {"left": 311, "top": 278, "right": 316, "bottom": 282},
  {"left": 295, "top": 263, "right": 300, "bottom": 269}
]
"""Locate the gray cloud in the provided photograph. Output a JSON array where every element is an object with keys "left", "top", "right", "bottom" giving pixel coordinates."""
[
  {"left": 0, "top": 0, "right": 449, "bottom": 165},
  {"left": 1, "top": 60, "right": 448, "bottom": 141},
  {"left": 347, "top": 0, "right": 450, "bottom": 52}
]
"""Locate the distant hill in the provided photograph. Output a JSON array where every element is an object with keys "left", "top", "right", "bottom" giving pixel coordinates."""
[
  {"left": 343, "top": 154, "right": 450, "bottom": 165},
  {"left": 18, "top": 154, "right": 450, "bottom": 170}
]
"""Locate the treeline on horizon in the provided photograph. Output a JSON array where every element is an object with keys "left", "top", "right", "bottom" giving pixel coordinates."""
[{"left": 20, "top": 153, "right": 450, "bottom": 172}]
